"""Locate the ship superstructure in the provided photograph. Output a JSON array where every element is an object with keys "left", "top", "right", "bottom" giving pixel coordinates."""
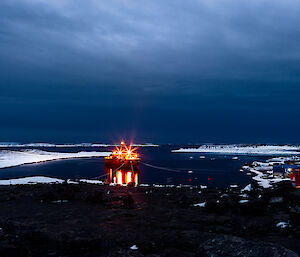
[{"left": 104, "top": 141, "right": 140, "bottom": 185}]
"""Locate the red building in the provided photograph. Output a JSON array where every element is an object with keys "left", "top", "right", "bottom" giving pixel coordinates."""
[
  {"left": 273, "top": 164, "right": 300, "bottom": 188},
  {"left": 104, "top": 141, "right": 140, "bottom": 185},
  {"left": 290, "top": 168, "right": 300, "bottom": 189}
]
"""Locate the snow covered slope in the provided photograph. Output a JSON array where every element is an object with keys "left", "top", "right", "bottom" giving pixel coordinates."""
[{"left": 0, "top": 150, "right": 111, "bottom": 169}]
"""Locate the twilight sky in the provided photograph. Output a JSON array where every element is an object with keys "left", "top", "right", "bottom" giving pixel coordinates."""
[{"left": 1, "top": 0, "right": 300, "bottom": 143}]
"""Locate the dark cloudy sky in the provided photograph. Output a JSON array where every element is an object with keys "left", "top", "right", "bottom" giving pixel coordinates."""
[{"left": 1, "top": 0, "right": 300, "bottom": 143}]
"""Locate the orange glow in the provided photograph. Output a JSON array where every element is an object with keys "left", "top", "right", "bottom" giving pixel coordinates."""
[
  {"left": 126, "top": 172, "right": 132, "bottom": 183},
  {"left": 111, "top": 141, "right": 139, "bottom": 160},
  {"left": 105, "top": 141, "right": 140, "bottom": 185},
  {"left": 117, "top": 171, "right": 123, "bottom": 184}
]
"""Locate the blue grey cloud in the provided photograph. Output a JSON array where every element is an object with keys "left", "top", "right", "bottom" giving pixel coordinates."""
[{"left": 0, "top": 0, "right": 300, "bottom": 142}]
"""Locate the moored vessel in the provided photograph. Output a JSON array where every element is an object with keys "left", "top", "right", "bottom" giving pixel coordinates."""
[{"left": 104, "top": 141, "right": 140, "bottom": 185}]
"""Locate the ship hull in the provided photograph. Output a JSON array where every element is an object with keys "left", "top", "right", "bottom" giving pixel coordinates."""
[{"left": 104, "top": 157, "right": 140, "bottom": 185}]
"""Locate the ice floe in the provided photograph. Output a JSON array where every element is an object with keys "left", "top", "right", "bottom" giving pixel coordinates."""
[
  {"left": 0, "top": 150, "right": 111, "bottom": 169},
  {"left": 172, "top": 144, "right": 300, "bottom": 155}
]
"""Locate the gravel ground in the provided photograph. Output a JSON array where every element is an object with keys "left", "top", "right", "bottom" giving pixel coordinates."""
[{"left": 0, "top": 181, "right": 299, "bottom": 257}]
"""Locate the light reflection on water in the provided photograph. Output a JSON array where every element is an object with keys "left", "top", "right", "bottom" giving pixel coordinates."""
[{"left": 0, "top": 145, "right": 270, "bottom": 187}]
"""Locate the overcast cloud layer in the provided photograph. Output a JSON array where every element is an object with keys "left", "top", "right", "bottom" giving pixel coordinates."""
[{"left": 1, "top": 0, "right": 300, "bottom": 143}]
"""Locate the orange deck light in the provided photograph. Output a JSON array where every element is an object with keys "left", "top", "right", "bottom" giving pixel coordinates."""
[
  {"left": 117, "top": 171, "right": 123, "bottom": 184},
  {"left": 126, "top": 172, "right": 132, "bottom": 183}
]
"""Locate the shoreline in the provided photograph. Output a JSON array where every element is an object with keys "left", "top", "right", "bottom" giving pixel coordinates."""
[{"left": 242, "top": 156, "right": 300, "bottom": 189}]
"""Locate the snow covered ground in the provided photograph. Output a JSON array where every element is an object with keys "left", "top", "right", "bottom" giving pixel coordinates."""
[
  {"left": 242, "top": 156, "right": 300, "bottom": 188},
  {"left": 0, "top": 176, "right": 105, "bottom": 185},
  {"left": 0, "top": 150, "right": 111, "bottom": 169},
  {"left": 0, "top": 176, "right": 65, "bottom": 185},
  {"left": 172, "top": 144, "right": 300, "bottom": 155}
]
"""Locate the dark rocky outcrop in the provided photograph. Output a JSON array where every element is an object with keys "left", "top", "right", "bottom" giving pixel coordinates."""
[
  {"left": 197, "top": 235, "right": 299, "bottom": 257},
  {"left": 0, "top": 182, "right": 299, "bottom": 256}
]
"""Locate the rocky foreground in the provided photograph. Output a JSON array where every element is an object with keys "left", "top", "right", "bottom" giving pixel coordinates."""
[{"left": 0, "top": 181, "right": 299, "bottom": 257}]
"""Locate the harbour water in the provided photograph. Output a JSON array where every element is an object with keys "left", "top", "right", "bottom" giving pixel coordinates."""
[{"left": 0, "top": 145, "right": 271, "bottom": 187}]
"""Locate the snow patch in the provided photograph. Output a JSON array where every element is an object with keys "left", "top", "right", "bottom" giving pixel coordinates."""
[
  {"left": 153, "top": 184, "right": 165, "bottom": 188},
  {"left": 276, "top": 222, "right": 289, "bottom": 229},
  {"left": 0, "top": 176, "right": 64, "bottom": 185},
  {"left": 241, "top": 184, "right": 252, "bottom": 192},
  {"left": 130, "top": 245, "right": 138, "bottom": 250},
  {"left": 79, "top": 179, "right": 104, "bottom": 185},
  {"left": 51, "top": 200, "right": 69, "bottom": 203},
  {"left": 193, "top": 202, "right": 206, "bottom": 207}
]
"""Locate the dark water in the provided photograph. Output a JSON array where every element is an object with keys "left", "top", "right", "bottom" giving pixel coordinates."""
[{"left": 0, "top": 145, "right": 270, "bottom": 187}]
